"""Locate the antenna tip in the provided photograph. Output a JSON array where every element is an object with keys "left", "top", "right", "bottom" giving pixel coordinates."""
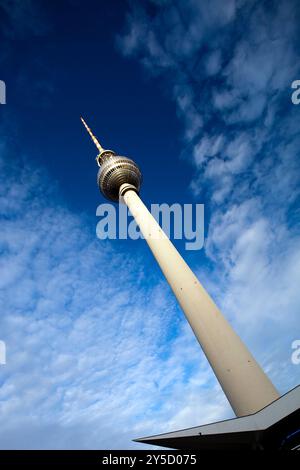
[
  {"left": 80, "top": 116, "right": 89, "bottom": 131},
  {"left": 80, "top": 116, "right": 105, "bottom": 154}
]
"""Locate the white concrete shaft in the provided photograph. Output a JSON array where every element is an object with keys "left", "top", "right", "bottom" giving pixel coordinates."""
[{"left": 121, "top": 187, "right": 280, "bottom": 417}]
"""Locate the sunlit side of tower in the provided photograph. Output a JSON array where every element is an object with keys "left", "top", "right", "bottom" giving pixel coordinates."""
[{"left": 81, "top": 117, "right": 279, "bottom": 417}]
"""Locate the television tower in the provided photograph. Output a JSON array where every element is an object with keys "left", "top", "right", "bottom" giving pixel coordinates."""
[{"left": 81, "top": 117, "right": 279, "bottom": 418}]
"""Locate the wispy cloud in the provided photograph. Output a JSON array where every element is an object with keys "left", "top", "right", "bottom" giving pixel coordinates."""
[
  {"left": 118, "top": 0, "right": 300, "bottom": 396},
  {"left": 1, "top": 0, "right": 299, "bottom": 450},
  {"left": 0, "top": 146, "right": 231, "bottom": 449}
]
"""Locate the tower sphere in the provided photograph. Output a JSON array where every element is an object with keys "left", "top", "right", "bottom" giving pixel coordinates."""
[{"left": 97, "top": 151, "right": 142, "bottom": 202}]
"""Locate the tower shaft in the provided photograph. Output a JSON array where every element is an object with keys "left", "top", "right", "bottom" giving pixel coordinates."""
[
  {"left": 120, "top": 184, "right": 279, "bottom": 417},
  {"left": 81, "top": 117, "right": 280, "bottom": 417}
]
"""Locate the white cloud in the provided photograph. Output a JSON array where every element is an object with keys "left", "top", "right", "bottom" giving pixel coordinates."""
[
  {"left": 0, "top": 148, "right": 231, "bottom": 449},
  {"left": 117, "top": 0, "right": 300, "bottom": 406},
  {"left": 1, "top": 0, "right": 299, "bottom": 450}
]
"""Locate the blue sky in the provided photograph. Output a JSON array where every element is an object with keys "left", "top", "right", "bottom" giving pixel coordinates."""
[{"left": 0, "top": 0, "right": 299, "bottom": 449}]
